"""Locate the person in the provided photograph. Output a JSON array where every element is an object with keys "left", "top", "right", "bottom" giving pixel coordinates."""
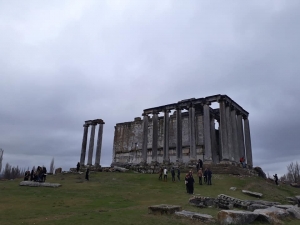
[
  {"left": 207, "top": 168, "right": 212, "bottom": 185},
  {"left": 185, "top": 173, "right": 189, "bottom": 193},
  {"left": 240, "top": 156, "right": 246, "bottom": 168},
  {"left": 177, "top": 168, "right": 181, "bottom": 181},
  {"left": 197, "top": 168, "right": 203, "bottom": 185},
  {"left": 196, "top": 159, "right": 203, "bottom": 171},
  {"left": 273, "top": 174, "right": 278, "bottom": 186},
  {"left": 24, "top": 171, "right": 30, "bottom": 181},
  {"left": 187, "top": 171, "right": 195, "bottom": 194},
  {"left": 76, "top": 162, "right": 80, "bottom": 172},
  {"left": 85, "top": 168, "right": 90, "bottom": 181},
  {"left": 204, "top": 168, "right": 208, "bottom": 183},
  {"left": 158, "top": 167, "right": 163, "bottom": 180},
  {"left": 163, "top": 167, "right": 168, "bottom": 181},
  {"left": 42, "top": 166, "right": 47, "bottom": 182},
  {"left": 171, "top": 167, "right": 175, "bottom": 182},
  {"left": 30, "top": 169, "right": 34, "bottom": 181}
]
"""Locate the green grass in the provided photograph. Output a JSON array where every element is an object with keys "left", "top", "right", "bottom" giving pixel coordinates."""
[{"left": 0, "top": 172, "right": 300, "bottom": 225}]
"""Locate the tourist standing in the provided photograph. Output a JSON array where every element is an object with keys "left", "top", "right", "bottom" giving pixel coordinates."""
[
  {"left": 197, "top": 168, "right": 203, "bottom": 185},
  {"left": 204, "top": 168, "right": 208, "bottom": 183},
  {"left": 187, "top": 171, "right": 195, "bottom": 194},
  {"left": 207, "top": 168, "right": 212, "bottom": 185},
  {"left": 42, "top": 166, "right": 47, "bottom": 182},
  {"left": 171, "top": 167, "right": 175, "bottom": 182},
  {"left": 76, "top": 162, "right": 80, "bottom": 172},
  {"left": 158, "top": 167, "right": 163, "bottom": 180},
  {"left": 85, "top": 168, "right": 90, "bottom": 181},
  {"left": 185, "top": 173, "right": 189, "bottom": 193},
  {"left": 196, "top": 159, "right": 203, "bottom": 171},
  {"left": 177, "top": 168, "right": 180, "bottom": 181},
  {"left": 273, "top": 174, "right": 278, "bottom": 186},
  {"left": 163, "top": 167, "right": 168, "bottom": 181}
]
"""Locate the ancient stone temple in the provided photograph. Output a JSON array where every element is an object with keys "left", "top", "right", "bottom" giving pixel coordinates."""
[
  {"left": 112, "top": 94, "right": 253, "bottom": 167},
  {"left": 79, "top": 119, "right": 104, "bottom": 167}
]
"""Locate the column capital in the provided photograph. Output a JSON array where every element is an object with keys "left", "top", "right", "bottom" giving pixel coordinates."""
[
  {"left": 142, "top": 112, "right": 149, "bottom": 116},
  {"left": 203, "top": 101, "right": 211, "bottom": 106},
  {"left": 242, "top": 115, "right": 249, "bottom": 120},
  {"left": 152, "top": 111, "right": 160, "bottom": 115},
  {"left": 83, "top": 124, "right": 89, "bottom": 127}
]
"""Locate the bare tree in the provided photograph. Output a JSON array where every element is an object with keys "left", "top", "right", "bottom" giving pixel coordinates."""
[
  {"left": 50, "top": 158, "right": 55, "bottom": 174},
  {"left": 0, "top": 148, "right": 3, "bottom": 173},
  {"left": 286, "top": 161, "right": 300, "bottom": 183},
  {"left": 2, "top": 163, "right": 25, "bottom": 179}
]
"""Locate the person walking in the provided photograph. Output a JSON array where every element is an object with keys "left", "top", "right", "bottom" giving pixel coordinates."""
[
  {"left": 163, "top": 167, "right": 168, "bottom": 181},
  {"left": 177, "top": 168, "right": 181, "bottom": 181},
  {"left": 158, "top": 167, "right": 163, "bottom": 180},
  {"left": 207, "top": 168, "right": 212, "bottom": 185},
  {"left": 171, "top": 167, "right": 176, "bottom": 182},
  {"left": 76, "top": 162, "right": 80, "bottom": 172},
  {"left": 197, "top": 168, "right": 203, "bottom": 185}
]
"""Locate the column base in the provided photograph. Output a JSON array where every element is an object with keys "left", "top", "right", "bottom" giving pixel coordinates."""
[
  {"left": 203, "top": 160, "right": 213, "bottom": 165},
  {"left": 219, "top": 160, "right": 231, "bottom": 165}
]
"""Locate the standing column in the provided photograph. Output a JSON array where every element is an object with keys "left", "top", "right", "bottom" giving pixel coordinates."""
[
  {"left": 163, "top": 109, "right": 170, "bottom": 162},
  {"left": 95, "top": 121, "right": 104, "bottom": 166},
  {"left": 210, "top": 116, "right": 218, "bottom": 163},
  {"left": 243, "top": 116, "right": 253, "bottom": 167},
  {"left": 87, "top": 122, "right": 96, "bottom": 165},
  {"left": 189, "top": 104, "right": 196, "bottom": 161},
  {"left": 236, "top": 112, "right": 245, "bottom": 158},
  {"left": 176, "top": 107, "right": 182, "bottom": 161},
  {"left": 80, "top": 123, "right": 89, "bottom": 166},
  {"left": 219, "top": 100, "right": 229, "bottom": 161},
  {"left": 141, "top": 113, "right": 149, "bottom": 163},
  {"left": 225, "top": 103, "right": 233, "bottom": 161},
  {"left": 203, "top": 103, "right": 212, "bottom": 162},
  {"left": 152, "top": 112, "right": 159, "bottom": 162},
  {"left": 231, "top": 108, "right": 239, "bottom": 163}
]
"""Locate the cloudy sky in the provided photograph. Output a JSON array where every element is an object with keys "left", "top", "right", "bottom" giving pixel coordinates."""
[{"left": 0, "top": 0, "right": 299, "bottom": 177}]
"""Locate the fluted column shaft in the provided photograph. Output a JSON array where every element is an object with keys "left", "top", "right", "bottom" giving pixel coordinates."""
[
  {"left": 244, "top": 116, "right": 253, "bottom": 167},
  {"left": 80, "top": 124, "right": 89, "bottom": 166},
  {"left": 141, "top": 114, "right": 149, "bottom": 163},
  {"left": 225, "top": 104, "right": 233, "bottom": 161},
  {"left": 87, "top": 123, "right": 96, "bottom": 165},
  {"left": 163, "top": 110, "right": 169, "bottom": 161},
  {"left": 189, "top": 105, "right": 196, "bottom": 160},
  {"left": 231, "top": 108, "right": 239, "bottom": 163},
  {"left": 203, "top": 103, "right": 212, "bottom": 162},
  {"left": 152, "top": 113, "right": 158, "bottom": 162},
  {"left": 219, "top": 100, "right": 229, "bottom": 161},
  {"left": 237, "top": 113, "right": 245, "bottom": 158},
  {"left": 210, "top": 117, "right": 218, "bottom": 163},
  {"left": 176, "top": 108, "right": 182, "bottom": 160},
  {"left": 95, "top": 123, "right": 104, "bottom": 166}
]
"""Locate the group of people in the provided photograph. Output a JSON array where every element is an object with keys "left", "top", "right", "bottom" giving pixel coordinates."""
[
  {"left": 197, "top": 167, "right": 212, "bottom": 185},
  {"left": 24, "top": 166, "right": 47, "bottom": 182},
  {"left": 76, "top": 162, "right": 89, "bottom": 181},
  {"left": 158, "top": 167, "right": 181, "bottom": 182}
]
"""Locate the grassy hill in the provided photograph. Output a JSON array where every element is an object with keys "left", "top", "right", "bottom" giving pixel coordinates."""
[{"left": 0, "top": 171, "right": 299, "bottom": 225}]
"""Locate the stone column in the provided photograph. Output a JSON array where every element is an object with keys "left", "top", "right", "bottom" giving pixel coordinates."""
[
  {"left": 141, "top": 114, "right": 149, "bottom": 163},
  {"left": 163, "top": 109, "right": 169, "bottom": 162},
  {"left": 243, "top": 116, "right": 253, "bottom": 167},
  {"left": 152, "top": 112, "right": 159, "bottom": 162},
  {"left": 176, "top": 107, "right": 182, "bottom": 161},
  {"left": 236, "top": 113, "right": 245, "bottom": 158},
  {"left": 231, "top": 108, "right": 239, "bottom": 163},
  {"left": 210, "top": 116, "right": 218, "bottom": 163},
  {"left": 80, "top": 123, "right": 89, "bottom": 166},
  {"left": 225, "top": 103, "right": 233, "bottom": 161},
  {"left": 87, "top": 122, "right": 96, "bottom": 165},
  {"left": 189, "top": 104, "right": 196, "bottom": 161},
  {"left": 219, "top": 100, "right": 229, "bottom": 162},
  {"left": 95, "top": 122, "right": 104, "bottom": 166},
  {"left": 203, "top": 103, "right": 212, "bottom": 163}
]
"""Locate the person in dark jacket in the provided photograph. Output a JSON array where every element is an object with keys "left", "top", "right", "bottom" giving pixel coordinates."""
[
  {"left": 185, "top": 173, "right": 189, "bottom": 193},
  {"left": 177, "top": 168, "right": 180, "bottom": 181},
  {"left": 85, "top": 168, "right": 90, "bottom": 181},
  {"left": 207, "top": 168, "right": 212, "bottom": 185},
  {"left": 204, "top": 168, "right": 208, "bottom": 183},
  {"left": 76, "top": 162, "right": 80, "bottom": 172},
  {"left": 171, "top": 167, "right": 176, "bottom": 182},
  {"left": 42, "top": 166, "right": 47, "bottom": 182},
  {"left": 273, "top": 174, "right": 278, "bottom": 185},
  {"left": 30, "top": 169, "right": 34, "bottom": 181},
  {"left": 187, "top": 171, "right": 195, "bottom": 194}
]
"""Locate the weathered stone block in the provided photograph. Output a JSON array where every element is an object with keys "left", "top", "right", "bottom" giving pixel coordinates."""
[
  {"left": 20, "top": 181, "right": 61, "bottom": 188},
  {"left": 242, "top": 190, "right": 263, "bottom": 198},
  {"left": 148, "top": 204, "right": 181, "bottom": 215},
  {"left": 218, "top": 210, "right": 259, "bottom": 225}
]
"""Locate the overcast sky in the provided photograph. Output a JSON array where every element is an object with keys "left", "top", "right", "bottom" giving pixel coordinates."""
[{"left": 1, "top": 0, "right": 299, "bottom": 177}]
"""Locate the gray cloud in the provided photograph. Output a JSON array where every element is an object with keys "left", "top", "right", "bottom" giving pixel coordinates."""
[{"left": 0, "top": 0, "right": 300, "bottom": 176}]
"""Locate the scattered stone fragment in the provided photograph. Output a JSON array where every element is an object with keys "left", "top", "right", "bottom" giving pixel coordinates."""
[
  {"left": 254, "top": 206, "right": 289, "bottom": 224},
  {"left": 218, "top": 210, "right": 259, "bottom": 225},
  {"left": 20, "top": 181, "right": 61, "bottom": 188},
  {"left": 274, "top": 205, "right": 294, "bottom": 210},
  {"left": 230, "top": 187, "right": 236, "bottom": 191},
  {"left": 189, "top": 196, "right": 215, "bottom": 208},
  {"left": 175, "top": 210, "right": 215, "bottom": 223},
  {"left": 148, "top": 204, "right": 182, "bottom": 215},
  {"left": 286, "top": 206, "right": 300, "bottom": 219},
  {"left": 247, "top": 204, "right": 269, "bottom": 211},
  {"left": 242, "top": 190, "right": 263, "bottom": 198}
]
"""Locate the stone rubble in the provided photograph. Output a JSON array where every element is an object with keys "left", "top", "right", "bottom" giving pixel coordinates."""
[{"left": 19, "top": 181, "right": 61, "bottom": 188}]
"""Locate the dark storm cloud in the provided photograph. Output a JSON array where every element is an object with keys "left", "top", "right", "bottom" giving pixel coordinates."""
[{"left": 0, "top": 0, "right": 300, "bottom": 176}]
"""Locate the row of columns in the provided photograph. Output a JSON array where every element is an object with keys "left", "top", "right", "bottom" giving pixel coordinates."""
[
  {"left": 141, "top": 100, "right": 253, "bottom": 166},
  {"left": 80, "top": 119, "right": 105, "bottom": 166}
]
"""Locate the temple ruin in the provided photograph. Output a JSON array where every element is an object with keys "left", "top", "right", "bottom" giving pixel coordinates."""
[
  {"left": 79, "top": 119, "right": 104, "bottom": 167},
  {"left": 112, "top": 94, "right": 253, "bottom": 167}
]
